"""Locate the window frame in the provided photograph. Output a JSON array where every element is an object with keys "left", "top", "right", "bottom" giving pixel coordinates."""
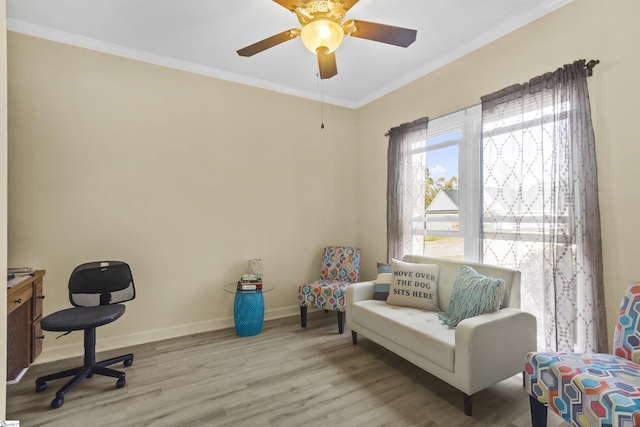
[{"left": 408, "top": 104, "right": 482, "bottom": 261}]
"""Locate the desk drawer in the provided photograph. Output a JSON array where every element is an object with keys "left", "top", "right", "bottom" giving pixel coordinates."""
[
  {"left": 33, "top": 279, "right": 44, "bottom": 319},
  {"left": 7, "top": 285, "right": 32, "bottom": 316},
  {"left": 32, "top": 318, "right": 43, "bottom": 362}
]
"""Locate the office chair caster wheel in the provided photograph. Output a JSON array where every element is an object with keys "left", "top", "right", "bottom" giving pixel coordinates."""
[
  {"left": 35, "top": 381, "right": 47, "bottom": 393},
  {"left": 124, "top": 358, "right": 133, "bottom": 367},
  {"left": 116, "top": 377, "right": 126, "bottom": 388},
  {"left": 51, "top": 397, "right": 64, "bottom": 409}
]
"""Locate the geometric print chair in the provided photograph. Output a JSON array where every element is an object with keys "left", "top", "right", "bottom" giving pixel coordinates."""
[
  {"left": 298, "top": 246, "right": 361, "bottom": 334},
  {"left": 525, "top": 282, "right": 640, "bottom": 427}
]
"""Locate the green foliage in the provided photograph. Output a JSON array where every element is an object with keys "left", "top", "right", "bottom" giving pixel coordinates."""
[{"left": 425, "top": 168, "right": 458, "bottom": 208}]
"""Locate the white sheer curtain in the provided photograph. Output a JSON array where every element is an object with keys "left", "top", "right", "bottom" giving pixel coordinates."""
[
  {"left": 481, "top": 60, "right": 606, "bottom": 353},
  {"left": 387, "top": 117, "right": 429, "bottom": 262}
]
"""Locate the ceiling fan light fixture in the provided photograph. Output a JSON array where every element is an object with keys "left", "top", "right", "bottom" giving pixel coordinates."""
[{"left": 300, "top": 19, "right": 344, "bottom": 54}]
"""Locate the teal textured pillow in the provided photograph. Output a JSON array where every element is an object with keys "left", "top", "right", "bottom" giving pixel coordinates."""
[
  {"left": 438, "top": 265, "right": 505, "bottom": 328},
  {"left": 373, "top": 262, "right": 391, "bottom": 300}
]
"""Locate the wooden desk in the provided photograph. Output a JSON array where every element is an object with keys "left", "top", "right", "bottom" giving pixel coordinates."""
[{"left": 7, "top": 270, "right": 45, "bottom": 382}]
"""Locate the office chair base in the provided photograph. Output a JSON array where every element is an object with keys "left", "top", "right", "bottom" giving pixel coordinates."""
[{"left": 35, "top": 353, "right": 134, "bottom": 409}]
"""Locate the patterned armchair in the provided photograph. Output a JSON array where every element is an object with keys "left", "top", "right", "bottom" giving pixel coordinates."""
[
  {"left": 298, "top": 246, "right": 362, "bottom": 334},
  {"left": 526, "top": 282, "right": 640, "bottom": 426}
]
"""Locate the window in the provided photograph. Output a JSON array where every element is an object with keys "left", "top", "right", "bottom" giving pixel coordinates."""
[
  {"left": 406, "top": 105, "right": 481, "bottom": 261},
  {"left": 391, "top": 60, "right": 604, "bottom": 353},
  {"left": 479, "top": 61, "right": 604, "bottom": 352}
]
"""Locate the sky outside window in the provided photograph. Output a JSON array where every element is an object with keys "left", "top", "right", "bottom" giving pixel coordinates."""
[{"left": 426, "top": 131, "right": 460, "bottom": 181}]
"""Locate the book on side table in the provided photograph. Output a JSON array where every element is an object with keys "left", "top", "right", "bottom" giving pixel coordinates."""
[{"left": 237, "top": 274, "right": 262, "bottom": 291}]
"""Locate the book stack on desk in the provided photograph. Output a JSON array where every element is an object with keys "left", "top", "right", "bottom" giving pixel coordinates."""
[
  {"left": 237, "top": 274, "right": 262, "bottom": 291},
  {"left": 7, "top": 267, "right": 36, "bottom": 287}
]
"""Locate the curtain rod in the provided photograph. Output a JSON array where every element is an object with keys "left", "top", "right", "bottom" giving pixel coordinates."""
[
  {"left": 384, "top": 59, "right": 601, "bottom": 136},
  {"left": 585, "top": 59, "right": 600, "bottom": 77}
]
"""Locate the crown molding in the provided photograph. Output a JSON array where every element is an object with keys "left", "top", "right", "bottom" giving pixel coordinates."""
[
  {"left": 7, "top": 18, "right": 357, "bottom": 109},
  {"left": 8, "top": 0, "right": 571, "bottom": 110},
  {"left": 352, "top": 0, "right": 574, "bottom": 108}
]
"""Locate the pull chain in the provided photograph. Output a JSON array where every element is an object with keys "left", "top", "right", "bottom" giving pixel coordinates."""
[
  {"left": 321, "top": 77, "right": 325, "bottom": 129},
  {"left": 320, "top": 53, "right": 325, "bottom": 129}
]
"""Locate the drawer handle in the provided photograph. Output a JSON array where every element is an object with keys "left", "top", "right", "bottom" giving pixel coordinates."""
[
  {"left": 14, "top": 298, "right": 22, "bottom": 304},
  {"left": 38, "top": 295, "right": 45, "bottom": 300}
]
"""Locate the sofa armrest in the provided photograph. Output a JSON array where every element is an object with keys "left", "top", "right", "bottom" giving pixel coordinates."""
[
  {"left": 346, "top": 281, "right": 376, "bottom": 304},
  {"left": 346, "top": 281, "right": 376, "bottom": 332},
  {"left": 454, "top": 307, "right": 537, "bottom": 394}
]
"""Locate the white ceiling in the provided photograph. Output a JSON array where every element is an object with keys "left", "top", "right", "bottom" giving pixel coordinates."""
[{"left": 6, "top": 0, "right": 571, "bottom": 108}]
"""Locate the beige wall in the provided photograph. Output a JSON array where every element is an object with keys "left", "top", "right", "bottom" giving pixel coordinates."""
[
  {"left": 355, "top": 0, "right": 640, "bottom": 347},
  {"left": 1, "top": 0, "right": 8, "bottom": 418},
  {"left": 8, "top": 33, "right": 358, "bottom": 361},
  {"left": 6, "top": 0, "right": 639, "bottom": 367}
]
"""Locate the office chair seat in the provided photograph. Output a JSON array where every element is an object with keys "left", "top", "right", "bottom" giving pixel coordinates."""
[
  {"left": 41, "top": 305, "right": 125, "bottom": 331},
  {"left": 35, "top": 261, "right": 136, "bottom": 409}
]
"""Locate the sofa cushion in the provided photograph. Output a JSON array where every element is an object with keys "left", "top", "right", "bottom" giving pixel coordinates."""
[
  {"left": 438, "top": 265, "right": 505, "bottom": 328},
  {"left": 351, "top": 300, "right": 455, "bottom": 372},
  {"left": 387, "top": 259, "right": 439, "bottom": 311},
  {"left": 373, "top": 262, "right": 392, "bottom": 301}
]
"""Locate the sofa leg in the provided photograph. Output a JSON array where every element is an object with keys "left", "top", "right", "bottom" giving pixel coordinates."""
[
  {"left": 530, "top": 395, "right": 548, "bottom": 427},
  {"left": 351, "top": 331, "right": 358, "bottom": 345},
  {"left": 337, "top": 312, "right": 344, "bottom": 334},
  {"left": 300, "top": 306, "right": 307, "bottom": 328},
  {"left": 463, "top": 393, "right": 472, "bottom": 416}
]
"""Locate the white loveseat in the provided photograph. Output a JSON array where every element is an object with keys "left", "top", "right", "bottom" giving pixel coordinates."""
[{"left": 346, "top": 255, "right": 537, "bottom": 416}]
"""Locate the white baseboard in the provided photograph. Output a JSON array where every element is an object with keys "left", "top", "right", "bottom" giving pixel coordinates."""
[
  {"left": 34, "top": 305, "right": 300, "bottom": 364},
  {"left": 6, "top": 367, "right": 28, "bottom": 385}
]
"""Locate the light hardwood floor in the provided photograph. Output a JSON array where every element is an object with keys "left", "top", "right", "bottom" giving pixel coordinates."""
[{"left": 7, "top": 312, "right": 568, "bottom": 427}]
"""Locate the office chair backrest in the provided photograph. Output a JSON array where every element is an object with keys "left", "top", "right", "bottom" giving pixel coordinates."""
[{"left": 68, "top": 261, "right": 135, "bottom": 307}]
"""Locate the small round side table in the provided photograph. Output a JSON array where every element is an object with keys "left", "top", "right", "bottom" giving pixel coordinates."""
[{"left": 224, "top": 283, "right": 275, "bottom": 336}]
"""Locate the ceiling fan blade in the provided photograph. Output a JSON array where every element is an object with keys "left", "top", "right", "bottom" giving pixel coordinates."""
[
  {"left": 317, "top": 48, "right": 337, "bottom": 79},
  {"left": 343, "top": 0, "right": 359, "bottom": 11},
  {"left": 343, "top": 19, "right": 417, "bottom": 48},
  {"left": 237, "top": 29, "right": 301, "bottom": 57},
  {"left": 272, "top": 0, "right": 306, "bottom": 11}
]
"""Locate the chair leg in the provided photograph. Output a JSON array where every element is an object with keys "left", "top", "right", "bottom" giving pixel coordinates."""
[
  {"left": 530, "top": 395, "right": 548, "bottom": 427},
  {"left": 463, "top": 393, "right": 472, "bottom": 416},
  {"left": 337, "top": 311, "right": 344, "bottom": 334},
  {"left": 300, "top": 306, "right": 307, "bottom": 328},
  {"left": 35, "top": 367, "right": 82, "bottom": 387},
  {"left": 351, "top": 331, "right": 358, "bottom": 345},
  {"left": 97, "top": 353, "right": 134, "bottom": 369},
  {"left": 35, "top": 327, "right": 132, "bottom": 409},
  {"left": 92, "top": 365, "right": 125, "bottom": 380},
  {"left": 52, "top": 366, "right": 93, "bottom": 399}
]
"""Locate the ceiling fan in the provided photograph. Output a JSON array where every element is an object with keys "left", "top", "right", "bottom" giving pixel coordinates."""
[{"left": 237, "top": 0, "right": 417, "bottom": 79}]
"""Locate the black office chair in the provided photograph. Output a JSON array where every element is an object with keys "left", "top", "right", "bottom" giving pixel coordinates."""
[{"left": 35, "top": 261, "right": 136, "bottom": 409}]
